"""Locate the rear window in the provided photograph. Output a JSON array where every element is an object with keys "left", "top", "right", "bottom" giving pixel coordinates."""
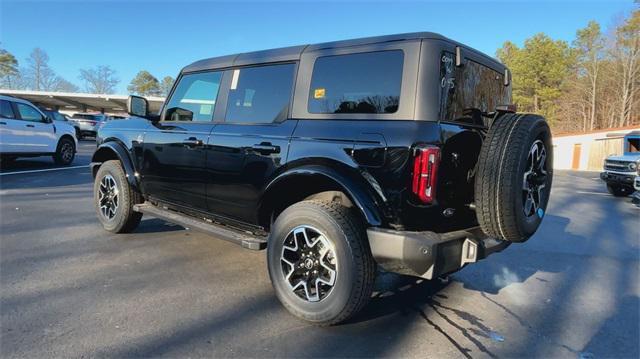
[
  {"left": 439, "top": 52, "right": 510, "bottom": 123},
  {"left": 308, "top": 50, "right": 403, "bottom": 114}
]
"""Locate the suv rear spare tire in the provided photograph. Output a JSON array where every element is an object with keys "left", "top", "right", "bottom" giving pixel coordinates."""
[
  {"left": 475, "top": 113, "right": 553, "bottom": 243},
  {"left": 267, "top": 200, "right": 375, "bottom": 326}
]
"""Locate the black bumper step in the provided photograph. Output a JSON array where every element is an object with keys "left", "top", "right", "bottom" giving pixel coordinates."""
[
  {"left": 367, "top": 227, "right": 511, "bottom": 279},
  {"left": 133, "top": 202, "right": 267, "bottom": 250}
]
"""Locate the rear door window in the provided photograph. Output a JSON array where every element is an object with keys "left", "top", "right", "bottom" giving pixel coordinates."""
[
  {"left": 164, "top": 71, "right": 223, "bottom": 122},
  {"left": 308, "top": 50, "right": 403, "bottom": 114},
  {"left": 224, "top": 63, "right": 295, "bottom": 124},
  {"left": 439, "top": 52, "right": 510, "bottom": 124}
]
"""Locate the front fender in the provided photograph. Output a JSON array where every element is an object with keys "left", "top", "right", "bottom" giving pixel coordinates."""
[
  {"left": 261, "top": 164, "right": 385, "bottom": 227},
  {"left": 91, "top": 141, "right": 139, "bottom": 192}
]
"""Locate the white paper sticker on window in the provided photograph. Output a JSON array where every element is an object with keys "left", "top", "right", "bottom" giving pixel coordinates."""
[
  {"left": 231, "top": 69, "right": 240, "bottom": 90},
  {"left": 200, "top": 104, "right": 212, "bottom": 115}
]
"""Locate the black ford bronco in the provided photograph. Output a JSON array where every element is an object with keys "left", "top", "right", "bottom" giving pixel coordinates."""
[{"left": 91, "top": 32, "right": 553, "bottom": 325}]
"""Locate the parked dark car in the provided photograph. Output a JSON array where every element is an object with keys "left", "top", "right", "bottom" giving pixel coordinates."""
[{"left": 91, "top": 32, "right": 553, "bottom": 325}]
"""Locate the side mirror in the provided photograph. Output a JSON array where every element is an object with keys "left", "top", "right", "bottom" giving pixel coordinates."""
[
  {"left": 127, "top": 95, "right": 149, "bottom": 118},
  {"left": 44, "top": 116, "right": 53, "bottom": 124}
]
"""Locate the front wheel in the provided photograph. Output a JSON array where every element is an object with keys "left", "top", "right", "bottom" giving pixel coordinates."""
[
  {"left": 267, "top": 200, "right": 375, "bottom": 326},
  {"left": 94, "top": 160, "right": 142, "bottom": 233}
]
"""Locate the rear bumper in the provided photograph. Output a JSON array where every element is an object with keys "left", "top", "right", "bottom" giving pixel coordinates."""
[
  {"left": 367, "top": 227, "right": 510, "bottom": 279},
  {"left": 600, "top": 171, "right": 635, "bottom": 186}
]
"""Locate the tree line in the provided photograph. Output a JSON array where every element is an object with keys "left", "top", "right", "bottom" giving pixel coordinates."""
[
  {"left": 0, "top": 11, "right": 637, "bottom": 133},
  {"left": 497, "top": 10, "right": 638, "bottom": 132},
  {"left": 0, "top": 47, "right": 174, "bottom": 97}
]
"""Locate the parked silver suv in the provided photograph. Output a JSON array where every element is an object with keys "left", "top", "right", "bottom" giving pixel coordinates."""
[{"left": 69, "top": 113, "right": 109, "bottom": 139}]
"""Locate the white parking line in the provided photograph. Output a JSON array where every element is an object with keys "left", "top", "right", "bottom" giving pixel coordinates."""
[{"left": 0, "top": 165, "right": 90, "bottom": 176}]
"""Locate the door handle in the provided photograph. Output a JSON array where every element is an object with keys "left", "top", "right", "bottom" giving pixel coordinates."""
[
  {"left": 182, "top": 137, "right": 203, "bottom": 147},
  {"left": 251, "top": 143, "right": 280, "bottom": 154},
  {"left": 0, "top": 121, "right": 6, "bottom": 125},
  {"left": 26, "top": 124, "right": 35, "bottom": 128}
]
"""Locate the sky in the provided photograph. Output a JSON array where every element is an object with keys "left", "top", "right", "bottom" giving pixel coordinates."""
[{"left": 0, "top": 0, "right": 637, "bottom": 94}]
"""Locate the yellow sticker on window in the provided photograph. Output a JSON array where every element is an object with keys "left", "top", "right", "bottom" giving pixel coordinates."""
[{"left": 314, "top": 88, "right": 325, "bottom": 99}]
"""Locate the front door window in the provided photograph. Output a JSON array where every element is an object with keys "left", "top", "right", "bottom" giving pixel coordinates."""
[{"left": 164, "top": 72, "right": 222, "bottom": 122}]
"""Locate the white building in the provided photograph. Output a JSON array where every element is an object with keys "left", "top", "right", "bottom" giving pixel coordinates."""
[{"left": 552, "top": 125, "right": 640, "bottom": 171}]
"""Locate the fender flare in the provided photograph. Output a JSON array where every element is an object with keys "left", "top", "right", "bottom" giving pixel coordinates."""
[
  {"left": 259, "top": 164, "right": 385, "bottom": 227},
  {"left": 91, "top": 141, "right": 140, "bottom": 192}
]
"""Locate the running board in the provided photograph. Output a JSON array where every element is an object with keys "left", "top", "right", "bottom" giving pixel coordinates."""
[{"left": 133, "top": 202, "right": 267, "bottom": 250}]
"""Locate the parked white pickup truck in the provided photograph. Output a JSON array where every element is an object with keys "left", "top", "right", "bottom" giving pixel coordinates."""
[{"left": 0, "top": 95, "right": 77, "bottom": 165}]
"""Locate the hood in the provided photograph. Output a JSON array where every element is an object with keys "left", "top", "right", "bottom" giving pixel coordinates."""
[{"left": 606, "top": 153, "right": 640, "bottom": 162}]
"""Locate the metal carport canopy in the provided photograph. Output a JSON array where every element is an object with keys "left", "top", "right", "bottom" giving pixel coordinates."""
[{"left": 0, "top": 89, "right": 165, "bottom": 114}]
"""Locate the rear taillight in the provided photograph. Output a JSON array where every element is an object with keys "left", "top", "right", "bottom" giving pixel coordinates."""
[
  {"left": 411, "top": 146, "right": 440, "bottom": 204},
  {"left": 88, "top": 121, "right": 97, "bottom": 126}
]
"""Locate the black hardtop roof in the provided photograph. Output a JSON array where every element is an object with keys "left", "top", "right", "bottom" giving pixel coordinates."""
[{"left": 182, "top": 32, "right": 503, "bottom": 73}]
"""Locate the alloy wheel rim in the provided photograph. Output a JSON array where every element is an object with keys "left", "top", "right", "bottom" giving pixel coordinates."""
[
  {"left": 522, "top": 140, "right": 548, "bottom": 217},
  {"left": 280, "top": 225, "right": 337, "bottom": 302},
  {"left": 61, "top": 143, "right": 73, "bottom": 162},
  {"left": 98, "top": 174, "right": 119, "bottom": 220}
]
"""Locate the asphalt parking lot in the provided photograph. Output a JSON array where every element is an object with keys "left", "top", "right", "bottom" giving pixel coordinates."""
[{"left": 1, "top": 142, "right": 638, "bottom": 358}]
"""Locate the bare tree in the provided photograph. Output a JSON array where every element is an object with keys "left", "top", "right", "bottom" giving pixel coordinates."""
[
  {"left": 79, "top": 65, "right": 119, "bottom": 94},
  {"left": 25, "top": 48, "right": 56, "bottom": 91},
  {"left": 53, "top": 77, "right": 79, "bottom": 92},
  {"left": 574, "top": 21, "right": 605, "bottom": 130},
  {"left": 610, "top": 11, "right": 639, "bottom": 127}
]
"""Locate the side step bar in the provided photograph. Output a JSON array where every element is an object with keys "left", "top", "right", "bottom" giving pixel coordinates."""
[{"left": 133, "top": 202, "right": 267, "bottom": 250}]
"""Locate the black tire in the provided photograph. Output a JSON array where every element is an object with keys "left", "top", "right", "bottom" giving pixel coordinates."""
[
  {"left": 606, "top": 184, "right": 632, "bottom": 197},
  {"left": 53, "top": 137, "right": 75, "bottom": 165},
  {"left": 475, "top": 113, "right": 553, "bottom": 242},
  {"left": 94, "top": 160, "right": 142, "bottom": 233},
  {"left": 267, "top": 200, "right": 375, "bottom": 326}
]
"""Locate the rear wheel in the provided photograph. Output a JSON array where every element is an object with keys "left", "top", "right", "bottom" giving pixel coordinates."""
[
  {"left": 267, "top": 200, "right": 375, "bottom": 326},
  {"left": 94, "top": 160, "right": 142, "bottom": 233},
  {"left": 475, "top": 113, "right": 553, "bottom": 242},
  {"left": 607, "top": 184, "right": 632, "bottom": 197},
  {"left": 53, "top": 137, "right": 75, "bottom": 165}
]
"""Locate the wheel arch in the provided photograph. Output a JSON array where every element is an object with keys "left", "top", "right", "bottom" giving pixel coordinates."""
[
  {"left": 91, "top": 140, "right": 140, "bottom": 193},
  {"left": 258, "top": 165, "right": 384, "bottom": 230},
  {"left": 57, "top": 134, "right": 76, "bottom": 148}
]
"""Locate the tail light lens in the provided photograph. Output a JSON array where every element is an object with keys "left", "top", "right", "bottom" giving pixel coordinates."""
[
  {"left": 88, "top": 121, "right": 97, "bottom": 126},
  {"left": 411, "top": 146, "right": 440, "bottom": 204}
]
